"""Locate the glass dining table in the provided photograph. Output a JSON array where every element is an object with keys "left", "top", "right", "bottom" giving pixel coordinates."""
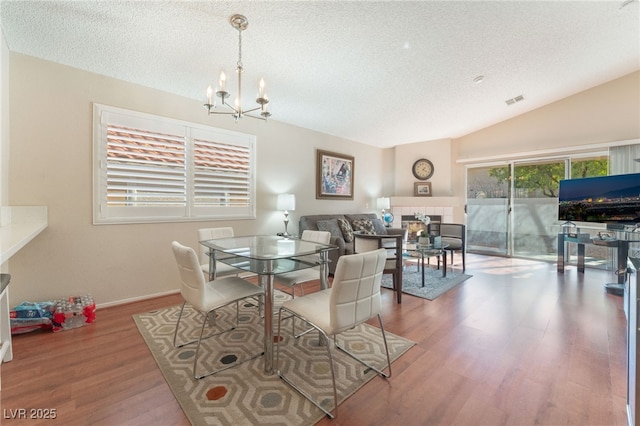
[{"left": 199, "top": 235, "right": 337, "bottom": 374}]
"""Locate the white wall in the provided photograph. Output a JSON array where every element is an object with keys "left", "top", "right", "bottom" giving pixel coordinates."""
[
  {"left": 0, "top": 31, "right": 8, "bottom": 210},
  {"left": 6, "top": 53, "right": 386, "bottom": 307}
]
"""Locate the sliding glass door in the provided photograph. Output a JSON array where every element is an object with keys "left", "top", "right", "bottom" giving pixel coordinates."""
[
  {"left": 466, "top": 165, "right": 510, "bottom": 256},
  {"left": 511, "top": 159, "right": 565, "bottom": 260},
  {"left": 466, "top": 154, "right": 608, "bottom": 262}
]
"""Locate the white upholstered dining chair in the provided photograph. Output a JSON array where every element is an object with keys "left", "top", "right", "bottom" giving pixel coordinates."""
[
  {"left": 273, "top": 230, "right": 332, "bottom": 298},
  {"left": 275, "top": 248, "right": 391, "bottom": 419},
  {"left": 274, "top": 230, "right": 331, "bottom": 337},
  {"left": 171, "top": 241, "right": 264, "bottom": 379},
  {"left": 198, "top": 227, "right": 242, "bottom": 279}
]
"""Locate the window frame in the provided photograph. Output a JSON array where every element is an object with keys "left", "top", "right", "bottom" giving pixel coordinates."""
[{"left": 93, "top": 103, "right": 256, "bottom": 225}]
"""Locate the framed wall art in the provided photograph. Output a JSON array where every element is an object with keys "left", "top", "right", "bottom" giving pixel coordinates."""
[
  {"left": 414, "top": 181, "right": 432, "bottom": 197},
  {"left": 316, "top": 149, "right": 354, "bottom": 200}
]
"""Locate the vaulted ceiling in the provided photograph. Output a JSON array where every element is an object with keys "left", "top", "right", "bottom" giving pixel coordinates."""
[{"left": 1, "top": 0, "right": 638, "bottom": 148}]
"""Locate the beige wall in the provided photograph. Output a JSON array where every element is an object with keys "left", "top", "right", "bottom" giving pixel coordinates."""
[
  {"left": 3, "top": 52, "right": 639, "bottom": 307},
  {"left": 450, "top": 71, "right": 640, "bottom": 219},
  {"left": 393, "top": 138, "right": 453, "bottom": 197},
  {"left": 1, "top": 32, "right": 8, "bottom": 209},
  {"left": 388, "top": 71, "right": 640, "bottom": 223},
  {"left": 6, "top": 53, "right": 386, "bottom": 307},
  {"left": 454, "top": 71, "right": 640, "bottom": 160}
]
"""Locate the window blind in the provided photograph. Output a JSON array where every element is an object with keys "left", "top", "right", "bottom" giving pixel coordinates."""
[
  {"left": 106, "top": 124, "right": 187, "bottom": 207},
  {"left": 94, "top": 104, "right": 256, "bottom": 224}
]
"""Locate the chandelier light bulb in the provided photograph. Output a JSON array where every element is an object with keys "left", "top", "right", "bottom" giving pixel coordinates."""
[
  {"left": 219, "top": 71, "right": 227, "bottom": 92},
  {"left": 206, "top": 85, "right": 213, "bottom": 105}
]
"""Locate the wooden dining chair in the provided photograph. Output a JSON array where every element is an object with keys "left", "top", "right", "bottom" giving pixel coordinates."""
[
  {"left": 171, "top": 241, "right": 264, "bottom": 379},
  {"left": 275, "top": 248, "right": 391, "bottom": 419},
  {"left": 353, "top": 233, "right": 404, "bottom": 303}
]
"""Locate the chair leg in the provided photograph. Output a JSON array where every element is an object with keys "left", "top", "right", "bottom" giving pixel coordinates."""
[
  {"left": 193, "top": 312, "right": 210, "bottom": 379},
  {"left": 289, "top": 284, "right": 315, "bottom": 339},
  {"left": 286, "top": 283, "right": 313, "bottom": 338},
  {"left": 179, "top": 299, "right": 264, "bottom": 379},
  {"left": 276, "top": 307, "right": 338, "bottom": 419},
  {"left": 334, "top": 313, "right": 391, "bottom": 379},
  {"left": 173, "top": 300, "right": 188, "bottom": 348},
  {"left": 173, "top": 301, "right": 187, "bottom": 348},
  {"left": 173, "top": 302, "right": 232, "bottom": 348},
  {"left": 462, "top": 250, "right": 466, "bottom": 271}
]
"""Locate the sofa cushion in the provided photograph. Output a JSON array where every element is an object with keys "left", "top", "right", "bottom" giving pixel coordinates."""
[
  {"left": 300, "top": 215, "right": 346, "bottom": 233},
  {"left": 371, "top": 218, "right": 388, "bottom": 235},
  {"left": 351, "top": 219, "right": 377, "bottom": 235},
  {"left": 316, "top": 219, "right": 343, "bottom": 240},
  {"left": 337, "top": 218, "right": 354, "bottom": 242}
]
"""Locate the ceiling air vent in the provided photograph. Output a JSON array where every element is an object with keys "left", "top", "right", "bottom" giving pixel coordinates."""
[
  {"left": 620, "top": 0, "right": 637, "bottom": 10},
  {"left": 505, "top": 94, "right": 525, "bottom": 106}
]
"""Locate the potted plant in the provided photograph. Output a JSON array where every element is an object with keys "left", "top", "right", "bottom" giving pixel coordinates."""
[
  {"left": 418, "top": 230, "right": 430, "bottom": 246},
  {"left": 414, "top": 212, "right": 432, "bottom": 245}
]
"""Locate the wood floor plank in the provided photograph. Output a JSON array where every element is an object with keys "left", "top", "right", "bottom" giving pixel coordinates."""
[{"left": 2, "top": 255, "right": 629, "bottom": 425}]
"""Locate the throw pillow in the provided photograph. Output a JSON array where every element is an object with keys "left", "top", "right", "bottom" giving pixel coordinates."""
[
  {"left": 351, "top": 219, "right": 376, "bottom": 235},
  {"left": 371, "top": 218, "right": 388, "bottom": 235},
  {"left": 316, "top": 219, "right": 343, "bottom": 240},
  {"left": 337, "top": 218, "right": 354, "bottom": 242}
]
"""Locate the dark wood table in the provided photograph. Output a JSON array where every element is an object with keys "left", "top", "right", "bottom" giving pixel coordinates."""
[{"left": 354, "top": 233, "right": 404, "bottom": 304}]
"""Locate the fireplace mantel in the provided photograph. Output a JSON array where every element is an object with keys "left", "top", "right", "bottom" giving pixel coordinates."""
[
  {"left": 388, "top": 196, "right": 462, "bottom": 225},
  {"left": 390, "top": 196, "right": 462, "bottom": 206}
]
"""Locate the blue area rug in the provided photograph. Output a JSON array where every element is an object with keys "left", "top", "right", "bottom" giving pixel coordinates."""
[{"left": 382, "top": 266, "right": 472, "bottom": 300}]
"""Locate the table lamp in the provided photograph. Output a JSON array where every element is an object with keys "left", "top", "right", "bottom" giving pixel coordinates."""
[{"left": 277, "top": 193, "right": 296, "bottom": 236}]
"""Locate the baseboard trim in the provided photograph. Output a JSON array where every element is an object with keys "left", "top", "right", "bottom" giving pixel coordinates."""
[{"left": 96, "top": 289, "right": 180, "bottom": 309}]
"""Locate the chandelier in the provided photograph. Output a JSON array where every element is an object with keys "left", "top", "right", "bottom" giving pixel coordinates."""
[{"left": 204, "top": 14, "right": 271, "bottom": 121}]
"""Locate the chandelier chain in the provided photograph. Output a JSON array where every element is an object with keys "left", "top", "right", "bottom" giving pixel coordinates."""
[{"left": 237, "top": 25, "right": 243, "bottom": 69}]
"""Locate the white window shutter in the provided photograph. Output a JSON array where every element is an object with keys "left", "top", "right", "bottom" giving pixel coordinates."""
[{"left": 93, "top": 104, "right": 256, "bottom": 224}]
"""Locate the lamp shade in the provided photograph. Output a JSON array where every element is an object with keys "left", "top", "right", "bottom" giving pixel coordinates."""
[
  {"left": 376, "top": 197, "right": 390, "bottom": 210},
  {"left": 277, "top": 193, "right": 296, "bottom": 211}
]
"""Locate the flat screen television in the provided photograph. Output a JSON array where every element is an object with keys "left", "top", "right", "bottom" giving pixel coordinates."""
[{"left": 558, "top": 172, "right": 640, "bottom": 225}]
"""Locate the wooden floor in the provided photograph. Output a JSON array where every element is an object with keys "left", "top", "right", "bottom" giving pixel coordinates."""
[{"left": 1, "top": 254, "right": 628, "bottom": 425}]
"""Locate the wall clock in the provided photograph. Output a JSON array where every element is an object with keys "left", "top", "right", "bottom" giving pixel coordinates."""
[{"left": 412, "top": 158, "right": 434, "bottom": 180}]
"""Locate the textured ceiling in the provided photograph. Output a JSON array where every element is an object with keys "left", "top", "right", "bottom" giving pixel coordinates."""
[{"left": 1, "top": 0, "right": 639, "bottom": 148}]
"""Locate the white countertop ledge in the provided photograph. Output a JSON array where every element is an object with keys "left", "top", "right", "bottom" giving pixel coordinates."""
[{"left": 0, "top": 206, "right": 48, "bottom": 265}]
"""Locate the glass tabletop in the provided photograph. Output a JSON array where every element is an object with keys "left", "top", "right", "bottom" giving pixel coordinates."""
[
  {"left": 200, "top": 235, "right": 337, "bottom": 276},
  {"left": 200, "top": 235, "right": 337, "bottom": 260}
]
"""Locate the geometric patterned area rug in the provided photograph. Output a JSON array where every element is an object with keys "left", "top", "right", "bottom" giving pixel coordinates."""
[
  {"left": 133, "top": 290, "right": 415, "bottom": 425},
  {"left": 382, "top": 265, "right": 472, "bottom": 300}
]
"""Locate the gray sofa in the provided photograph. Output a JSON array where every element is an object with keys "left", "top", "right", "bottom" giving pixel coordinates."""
[{"left": 299, "top": 213, "right": 404, "bottom": 274}]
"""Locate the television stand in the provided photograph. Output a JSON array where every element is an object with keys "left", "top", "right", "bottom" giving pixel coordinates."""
[{"left": 557, "top": 232, "right": 629, "bottom": 285}]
